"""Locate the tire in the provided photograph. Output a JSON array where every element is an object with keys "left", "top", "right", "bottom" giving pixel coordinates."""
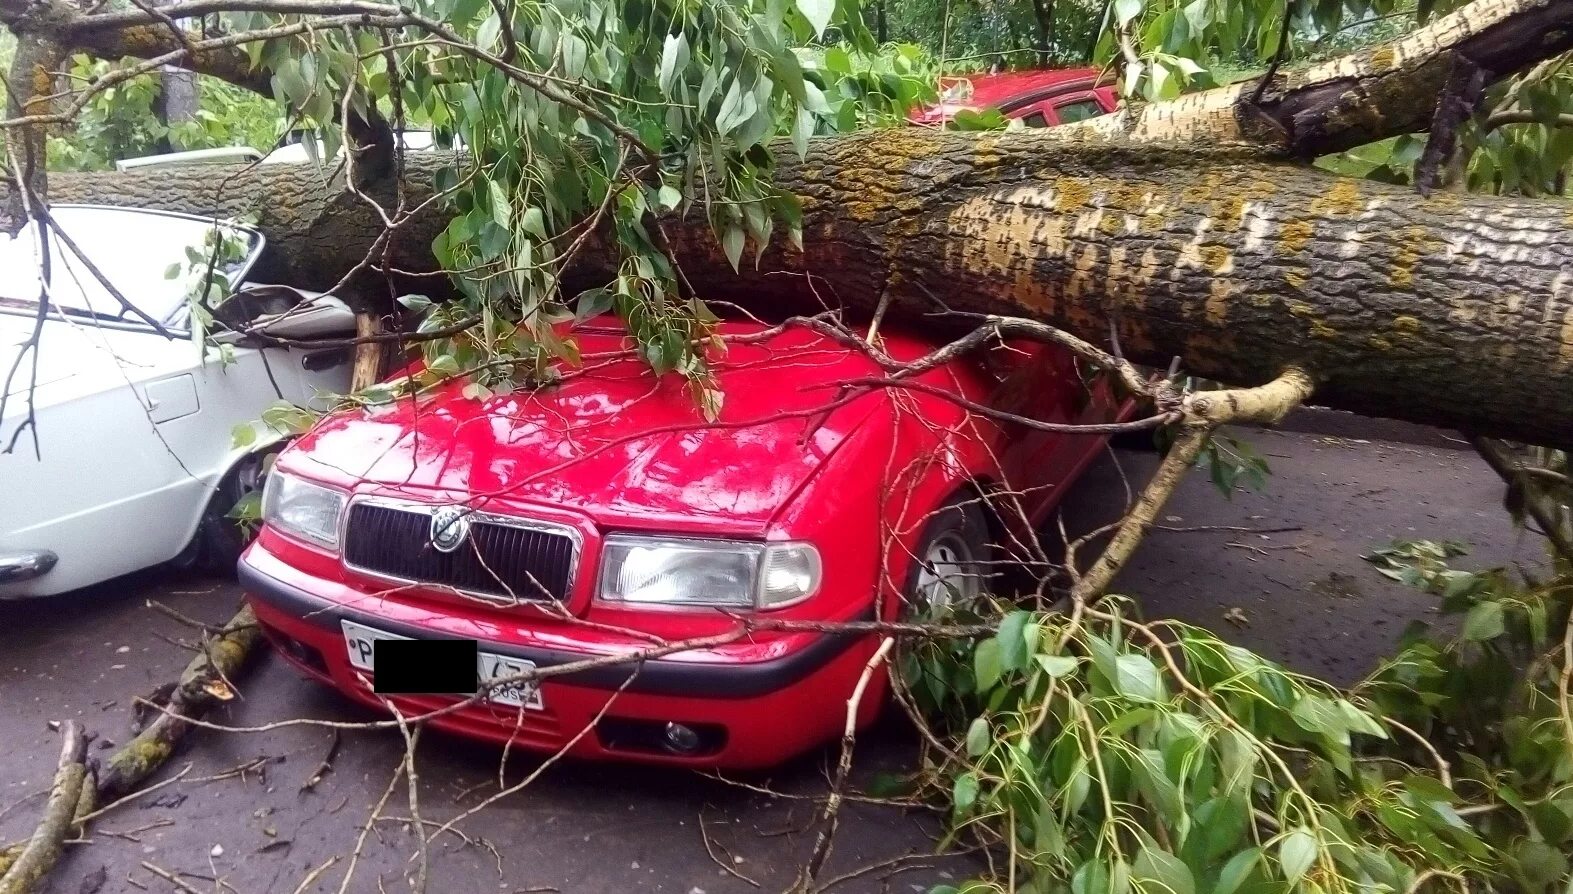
[
  {"left": 175, "top": 447, "right": 278, "bottom": 576},
  {"left": 902, "top": 495, "right": 994, "bottom": 620},
  {"left": 878, "top": 494, "right": 996, "bottom": 729}
]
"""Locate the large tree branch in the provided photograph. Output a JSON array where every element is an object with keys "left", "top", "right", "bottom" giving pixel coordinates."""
[
  {"left": 1070, "top": 369, "right": 1317, "bottom": 601},
  {"left": 0, "top": 0, "right": 266, "bottom": 93},
  {"left": 21, "top": 130, "right": 1573, "bottom": 447},
  {"left": 1069, "top": 0, "right": 1573, "bottom": 156},
  {"left": 5, "top": 0, "right": 1573, "bottom": 448},
  {"left": 0, "top": 723, "right": 87, "bottom": 894}
]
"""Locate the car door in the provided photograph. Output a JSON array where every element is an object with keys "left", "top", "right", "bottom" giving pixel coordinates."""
[{"left": 1, "top": 318, "right": 219, "bottom": 595}]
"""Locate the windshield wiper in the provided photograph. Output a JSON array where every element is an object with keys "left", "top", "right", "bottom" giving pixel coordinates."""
[{"left": 51, "top": 304, "right": 125, "bottom": 324}]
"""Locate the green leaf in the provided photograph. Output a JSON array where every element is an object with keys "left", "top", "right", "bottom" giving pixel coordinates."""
[
  {"left": 1114, "top": 653, "right": 1165, "bottom": 702},
  {"left": 1153, "top": 61, "right": 1181, "bottom": 101},
  {"left": 521, "top": 207, "right": 547, "bottom": 240},
  {"left": 1064, "top": 763, "right": 1091, "bottom": 814},
  {"left": 226, "top": 489, "right": 262, "bottom": 522},
  {"left": 974, "top": 638, "right": 1003, "bottom": 693},
  {"left": 1036, "top": 654, "right": 1079, "bottom": 678},
  {"left": 1290, "top": 694, "right": 1347, "bottom": 742},
  {"left": 487, "top": 179, "right": 511, "bottom": 230},
  {"left": 1188, "top": 797, "right": 1248, "bottom": 865},
  {"left": 1334, "top": 698, "right": 1388, "bottom": 739},
  {"left": 716, "top": 78, "right": 756, "bottom": 136},
  {"left": 461, "top": 381, "right": 493, "bottom": 402},
  {"left": 1132, "top": 749, "right": 1184, "bottom": 827},
  {"left": 1278, "top": 829, "right": 1317, "bottom": 886},
  {"left": 1115, "top": 0, "right": 1143, "bottom": 26},
  {"left": 396, "top": 294, "right": 432, "bottom": 312},
  {"left": 1462, "top": 601, "right": 1505, "bottom": 641},
  {"left": 271, "top": 60, "right": 308, "bottom": 108},
  {"left": 796, "top": 0, "right": 835, "bottom": 38},
  {"left": 1132, "top": 846, "right": 1194, "bottom": 894},
  {"left": 965, "top": 717, "right": 990, "bottom": 756},
  {"left": 1072, "top": 861, "right": 1110, "bottom": 894},
  {"left": 721, "top": 224, "right": 745, "bottom": 272},
  {"left": 658, "top": 33, "right": 689, "bottom": 95},
  {"left": 997, "top": 610, "right": 1032, "bottom": 671},
  {"left": 1212, "top": 847, "right": 1261, "bottom": 894},
  {"left": 231, "top": 422, "right": 258, "bottom": 449},
  {"left": 656, "top": 185, "right": 683, "bottom": 212},
  {"left": 427, "top": 354, "right": 461, "bottom": 376},
  {"left": 953, "top": 771, "right": 979, "bottom": 813},
  {"left": 791, "top": 106, "right": 815, "bottom": 160},
  {"left": 560, "top": 33, "right": 587, "bottom": 80}
]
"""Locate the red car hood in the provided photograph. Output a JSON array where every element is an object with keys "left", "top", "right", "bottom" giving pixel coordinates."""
[{"left": 289, "top": 318, "right": 907, "bottom": 534}]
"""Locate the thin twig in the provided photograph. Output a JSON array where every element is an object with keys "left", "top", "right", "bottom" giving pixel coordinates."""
[
  {"left": 139, "top": 862, "right": 205, "bottom": 894},
  {"left": 793, "top": 638, "right": 896, "bottom": 894}
]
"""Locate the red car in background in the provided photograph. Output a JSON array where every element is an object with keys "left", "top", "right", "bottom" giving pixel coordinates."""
[
  {"left": 908, "top": 67, "right": 1118, "bottom": 128},
  {"left": 241, "top": 314, "right": 1122, "bottom": 768}
]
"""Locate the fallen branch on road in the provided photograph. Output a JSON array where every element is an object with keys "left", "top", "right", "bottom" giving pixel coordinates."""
[
  {"left": 0, "top": 722, "right": 88, "bottom": 894},
  {"left": 0, "top": 607, "right": 262, "bottom": 893}
]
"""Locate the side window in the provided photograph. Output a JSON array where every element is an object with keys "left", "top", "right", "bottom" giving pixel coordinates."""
[
  {"left": 1020, "top": 110, "right": 1050, "bottom": 128},
  {"left": 1055, "top": 99, "right": 1104, "bottom": 124}
]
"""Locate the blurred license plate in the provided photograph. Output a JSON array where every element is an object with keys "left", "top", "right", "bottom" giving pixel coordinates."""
[{"left": 340, "top": 620, "right": 543, "bottom": 709}]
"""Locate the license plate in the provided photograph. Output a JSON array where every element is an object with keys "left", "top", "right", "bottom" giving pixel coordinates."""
[{"left": 340, "top": 620, "right": 544, "bottom": 710}]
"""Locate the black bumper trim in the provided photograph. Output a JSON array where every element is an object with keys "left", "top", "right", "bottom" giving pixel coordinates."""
[{"left": 238, "top": 559, "right": 871, "bottom": 699}]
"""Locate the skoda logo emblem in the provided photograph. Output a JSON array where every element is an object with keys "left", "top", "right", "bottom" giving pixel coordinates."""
[{"left": 429, "top": 506, "right": 470, "bottom": 553}]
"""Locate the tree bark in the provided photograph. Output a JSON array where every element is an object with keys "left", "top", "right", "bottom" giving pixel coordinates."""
[
  {"left": 1070, "top": 0, "right": 1573, "bottom": 156},
  {"left": 96, "top": 606, "right": 260, "bottom": 798},
  {"left": 21, "top": 131, "right": 1573, "bottom": 447},
  {"left": 0, "top": 723, "right": 86, "bottom": 894}
]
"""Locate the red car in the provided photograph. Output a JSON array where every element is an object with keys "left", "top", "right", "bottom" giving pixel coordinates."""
[
  {"left": 241, "top": 314, "right": 1122, "bottom": 768},
  {"left": 908, "top": 67, "right": 1118, "bottom": 128}
]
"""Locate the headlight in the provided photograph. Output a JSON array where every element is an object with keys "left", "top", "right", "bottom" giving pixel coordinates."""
[
  {"left": 261, "top": 471, "right": 346, "bottom": 549},
  {"left": 598, "top": 535, "right": 821, "bottom": 609}
]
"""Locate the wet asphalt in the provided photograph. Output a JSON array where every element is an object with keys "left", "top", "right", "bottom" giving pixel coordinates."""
[{"left": 0, "top": 425, "right": 1545, "bottom": 893}]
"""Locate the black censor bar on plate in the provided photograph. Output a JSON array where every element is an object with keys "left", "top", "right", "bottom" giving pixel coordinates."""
[{"left": 372, "top": 638, "right": 479, "bottom": 694}]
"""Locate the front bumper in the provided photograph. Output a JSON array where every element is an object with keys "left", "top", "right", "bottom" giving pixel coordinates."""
[
  {"left": 0, "top": 550, "right": 57, "bottom": 585},
  {"left": 240, "top": 546, "right": 882, "bottom": 768}
]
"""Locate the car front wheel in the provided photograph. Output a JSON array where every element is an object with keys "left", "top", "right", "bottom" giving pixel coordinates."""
[
  {"left": 905, "top": 496, "right": 993, "bottom": 619},
  {"left": 175, "top": 447, "right": 278, "bottom": 576}
]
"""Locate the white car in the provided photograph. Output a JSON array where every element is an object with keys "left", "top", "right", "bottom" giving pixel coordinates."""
[
  {"left": 0, "top": 205, "right": 359, "bottom": 597},
  {"left": 114, "top": 147, "right": 264, "bottom": 171},
  {"left": 260, "top": 130, "right": 462, "bottom": 164}
]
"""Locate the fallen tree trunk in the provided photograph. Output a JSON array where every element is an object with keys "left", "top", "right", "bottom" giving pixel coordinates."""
[{"left": 27, "top": 132, "right": 1573, "bottom": 447}]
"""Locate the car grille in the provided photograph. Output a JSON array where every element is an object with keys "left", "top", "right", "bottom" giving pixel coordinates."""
[{"left": 342, "top": 502, "right": 577, "bottom": 602}]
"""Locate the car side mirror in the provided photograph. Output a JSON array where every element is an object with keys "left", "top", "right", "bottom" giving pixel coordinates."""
[{"left": 211, "top": 284, "right": 359, "bottom": 342}]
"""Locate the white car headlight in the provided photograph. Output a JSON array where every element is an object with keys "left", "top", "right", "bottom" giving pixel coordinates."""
[
  {"left": 261, "top": 471, "right": 346, "bottom": 549},
  {"left": 598, "top": 535, "right": 821, "bottom": 609}
]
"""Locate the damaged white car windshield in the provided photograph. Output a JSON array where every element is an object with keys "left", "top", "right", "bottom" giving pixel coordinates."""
[{"left": 0, "top": 206, "right": 260, "bottom": 324}]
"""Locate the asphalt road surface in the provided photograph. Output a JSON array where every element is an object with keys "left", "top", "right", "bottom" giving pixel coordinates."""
[{"left": 0, "top": 426, "right": 1544, "bottom": 893}]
